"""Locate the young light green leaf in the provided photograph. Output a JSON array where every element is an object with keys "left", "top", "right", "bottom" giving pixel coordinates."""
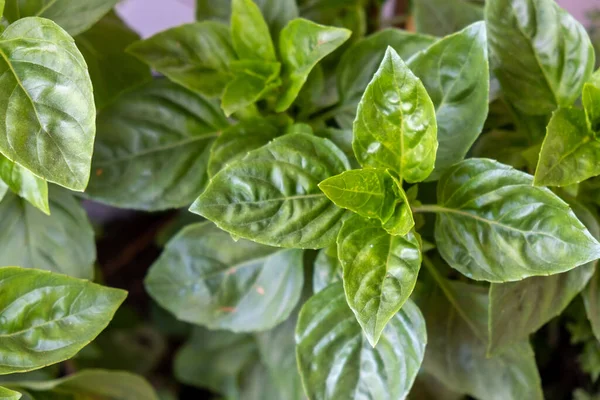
[
  {"left": 75, "top": 11, "right": 152, "bottom": 110},
  {"left": 0, "top": 155, "right": 48, "bottom": 215},
  {"left": 534, "top": 108, "right": 600, "bottom": 187},
  {"left": 0, "top": 387, "right": 19, "bottom": 400},
  {"left": 0, "top": 267, "right": 126, "bottom": 375},
  {"left": 191, "top": 133, "right": 350, "bottom": 249},
  {"left": 0, "top": 1, "right": 4, "bottom": 19},
  {"left": 221, "top": 60, "right": 281, "bottom": 116},
  {"left": 275, "top": 18, "right": 351, "bottom": 112},
  {"left": 231, "top": 0, "right": 276, "bottom": 61},
  {"left": 407, "top": 22, "right": 489, "bottom": 180},
  {"left": 428, "top": 158, "right": 600, "bottom": 282},
  {"left": 413, "top": 0, "right": 483, "bottom": 37},
  {"left": 353, "top": 47, "right": 438, "bottom": 183},
  {"left": 485, "top": 0, "right": 594, "bottom": 115},
  {"left": 0, "top": 17, "right": 95, "bottom": 191},
  {"left": 382, "top": 184, "right": 415, "bottom": 237},
  {"left": 335, "top": 29, "right": 436, "bottom": 128},
  {"left": 127, "top": 22, "right": 236, "bottom": 97},
  {"left": 337, "top": 215, "right": 422, "bottom": 346},
  {"left": 296, "top": 283, "right": 426, "bottom": 400},
  {"left": 583, "top": 83, "right": 600, "bottom": 133},
  {"left": 145, "top": 222, "right": 304, "bottom": 332},
  {"left": 86, "top": 80, "right": 229, "bottom": 211},
  {"left": 3, "top": 0, "right": 118, "bottom": 35},
  {"left": 0, "top": 189, "right": 95, "bottom": 279},
  {"left": 313, "top": 245, "right": 342, "bottom": 293}
]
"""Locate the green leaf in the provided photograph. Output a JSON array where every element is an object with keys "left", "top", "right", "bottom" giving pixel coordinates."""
[
  {"left": 315, "top": 128, "right": 357, "bottom": 166},
  {"left": 535, "top": 108, "right": 600, "bottom": 187},
  {"left": 231, "top": 0, "right": 276, "bottom": 61},
  {"left": 275, "top": 18, "right": 351, "bottom": 112},
  {"left": 337, "top": 215, "right": 422, "bottom": 346},
  {"left": 6, "top": 370, "right": 157, "bottom": 399},
  {"left": 335, "top": 29, "right": 436, "bottom": 128},
  {"left": 472, "top": 129, "right": 530, "bottom": 169},
  {"left": 353, "top": 47, "right": 438, "bottom": 183},
  {"left": 3, "top": 0, "right": 118, "bottom": 35},
  {"left": 485, "top": 0, "right": 595, "bottom": 115},
  {"left": 86, "top": 80, "right": 229, "bottom": 211},
  {"left": 296, "top": 283, "right": 426, "bottom": 399},
  {"left": 127, "top": 22, "right": 236, "bottom": 97},
  {"left": 0, "top": 17, "right": 96, "bottom": 191},
  {"left": 0, "top": 189, "right": 95, "bottom": 279},
  {"left": 417, "top": 271, "right": 543, "bottom": 400},
  {"left": 191, "top": 133, "right": 350, "bottom": 249},
  {"left": 145, "top": 222, "right": 304, "bottom": 331},
  {"left": 413, "top": 0, "right": 483, "bottom": 37},
  {"left": 313, "top": 245, "right": 341, "bottom": 293},
  {"left": 430, "top": 158, "right": 600, "bottom": 282},
  {"left": 585, "top": 270, "right": 600, "bottom": 343},
  {"left": 74, "top": 11, "right": 152, "bottom": 110},
  {"left": 221, "top": 60, "right": 281, "bottom": 116},
  {"left": 583, "top": 82, "right": 600, "bottom": 133},
  {"left": 407, "top": 22, "right": 489, "bottom": 180},
  {"left": 0, "top": 267, "right": 126, "bottom": 375},
  {"left": 0, "top": 155, "right": 48, "bottom": 214},
  {"left": 0, "top": 387, "right": 19, "bottom": 400},
  {"left": 0, "top": 181, "right": 7, "bottom": 203}
]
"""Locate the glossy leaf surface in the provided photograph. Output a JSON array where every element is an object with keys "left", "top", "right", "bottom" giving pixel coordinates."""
[
  {"left": 353, "top": 47, "right": 437, "bottom": 183},
  {"left": 296, "top": 283, "right": 426, "bottom": 400},
  {"left": 0, "top": 267, "right": 126, "bottom": 375},
  {"left": 408, "top": 22, "right": 489, "bottom": 180},
  {"left": 414, "top": 0, "right": 483, "bottom": 37},
  {"left": 145, "top": 222, "right": 304, "bottom": 331},
  {"left": 127, "top": 22, "right": 236, "bottom": 97},
  {"left": 0, "top": 189, "right": 95, "bottom": 279},
  {"left": 535, "top": 108, "right": 600, "bottom": 187},
  {"left": 192, "top": 133, "right": 350, "bottom": 249},
  {"left": 432, "top": 158, "right": 600, "bottom": 282},
  {"left": 0, "top": 17, "right": 95, "bottom": 191},
  {"left": 313, "top": 245, "right": 341, "bottom": 293},
  {"left": 275, "top": 18, "right": 351, "bottom": 112},
  {"left": 231, "top": 0, "right": 276, "bottom": 61},
  {"left": 0, "top": 155, "right": 48, "bottom": 214},
  {"left": 583, "top": 81, "right": 600, "bottom": 132},
  {"left": 485, "top": 0, "right": 594, "bottom": 115},
  {"left": 337, "top": 215, "right": 422, "bottom": 346},
  {"left": 87, "top": 80, "right": 229, "bottom": 211}
]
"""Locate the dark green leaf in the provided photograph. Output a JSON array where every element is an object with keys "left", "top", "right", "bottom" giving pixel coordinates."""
[
  {"left": 337, "top": 215, "right": 422, "bottom": 346},
  {"left": 275, "top": 18, "right": 351, "bottom": 112},
  {"left": 145, "top": 222, "right": 304, "bottom": 331},
  {"left": 0, "top": 155, "right": 48, "bottom": 214},
  {"left": 408, "top": 22, "right": 489, "bottom": 180},
  {"left": 473, "top": 129, "right": 529, "bottom": 169},
  {"left": 313, "top": 245, "right": 341, "bottom": 293},
  {"left": 4, "top": 0, "right": 118, "bottom": 35},
  {"left": 486, "top": 0, "right": 594, "bottom": 115},
  {"left": 0, "top": 267, "right": 126, "bottom": 375},
  {"left": 231, "top": 0, "right": 276, "bottom": 61},
  {"left": 127, "top": 22, "right": 236, "bottom": 97},
  {"left": 0, "top": 17, "right": 95, "bottom": 191},
  {"left": 430, "top": 158, "right": 600, "bottom": 282},
  {"left": 0, "top": 387, "right": 19, "bottom": 400},
  {"left": 315, "top": 128, "right": 357, "bottom": 166},
  {"left": 413, "top": 0, "right": 483, "bottom": 37},
  {"left": 296, "top": 283, "right": 426, "bottom": 399},
  {"left": 353, "top": 47, "right": 438, "bottom": 182},
  {"left": 75, "top": 11, "right": 152, "bottom": 110},
  {"left": 191, "top": 133, "right": 350, "bottom": 249},
  {"left": 585, "top": 271, "right": 600, "bottom": 343},
  {"left": 86, "top": 80, "right": 229, "bottom": 211},
  {"left": 0, "top": 189, "right": 95, "bottom": 279}
]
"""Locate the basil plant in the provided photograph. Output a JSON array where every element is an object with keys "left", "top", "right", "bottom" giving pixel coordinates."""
[{"left": 1, "top": 0, "right": 600, "bottom": 398}]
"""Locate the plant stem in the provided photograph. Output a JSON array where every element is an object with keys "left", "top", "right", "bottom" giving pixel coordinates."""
[{"left": 411, "top": 204, "right": 445, "bottom": 214}]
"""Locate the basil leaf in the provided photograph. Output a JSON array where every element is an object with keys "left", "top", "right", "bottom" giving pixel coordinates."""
[
  {"left": 473, "top": 129, "right": 530, "bottom": 169},
  {"left": 382, "top": 184, "right": 415, "bottom": 237},
  {"left": 3, "top": 0, "right": 117, "bottom": 35},
  {"left": 486, "top": 0, "right": 594, "bottom": 115},
  {"left": 431, "top": 158, "right": 600, "bottom": 282},
  {"left": 275, "top": 18, "right": 351, "bottom": 112},
  {"left": 221, "top": 60, "right": 281, "bottom": 116},
  {"left": 353, "top": 47, "right": 438, "bottom": 182},
  {"left": 0, "top": 17, "right": 95, "bottom": 191},
  {"left": 0, "top": 189, "right": 95, "bottom": 279},
  {"left": 584, "top": 269, "right": 600, "bottom": 343},
  {"left": 0, "top": 267, "right": 126, "bottom": 375},
  {"left": 313, "top": 245, "right": 341, "bottom": 293},
  {"left": 75, "top": 11, "right": 152, "bottom": 110},
  {"left": 191, "top": 133, "right": 350, "bottom": 249},
  {"left": 127, "top": 22, "right": 236, "bottom": 97},
  {"left": 0, "top": 155, "right": 48, "bottom": 214},
  {"left": 0, "top": 181, "right": 7, "bottom": 203},
  {"left": 0, "top": 387, "right": 19, "bottom": 400},
  {"left": 86, "top": 80, "right": 229, "bottom": 211},
  {"left": 145, "top": 222, "right": 304, "bottom": 331},
  {"left": 337, "top": 215, "right": 422, "bottom": 346},
  {"left": 174, "top": 327, "right": 257, "bottom": 395},
  {"left": 231, "top": 0, "right": 276, "bottom": 61},
  {"left": 534, "top": 108, "right": 600, "bottom": 187},
  {"left": 335, "top": 29, "right": 436, "bottom": 128},
  {"left": 296, "top": 283, "right": 426, "bottom": 399},
  {"left": 583, "top": 82, "right": 600, "bottom": 132},
  {"left": 0, "top": 1, "right": 4, "bottom": 19},
  {"left": 315, "top": 128, "right": 357, "bottom": 167},
  {"left": 413, "top": 0, "right": 483, "bottom": 37},
  {"left": 408, "top": 22, "right": 489, "bottom": 180},
  {"left": 196, "top": 0, "right": 231, "bottom": 22}
]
